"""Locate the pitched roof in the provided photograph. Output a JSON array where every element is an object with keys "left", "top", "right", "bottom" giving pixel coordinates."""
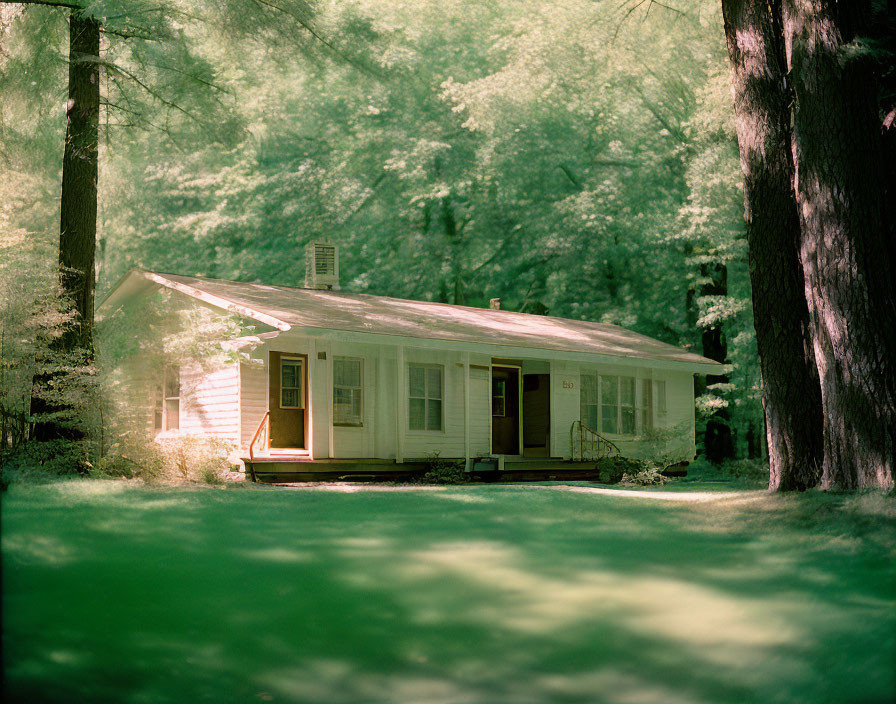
[{"left": 100, "top": 269, "right": 724, "bottom": 372}]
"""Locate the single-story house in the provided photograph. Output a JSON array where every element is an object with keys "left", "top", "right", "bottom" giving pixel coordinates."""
[{"left": 99, "top": 243, "right": 723, "bottom": 480}]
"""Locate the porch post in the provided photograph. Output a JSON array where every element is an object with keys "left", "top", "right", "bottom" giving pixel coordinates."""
[
  {"left": 396, "top": 344, "right": 405, "bottom": 463},
  {"left": 326, "top": 344, "right": 335, "bottom": 459},
  {"left": 464, "top": 352, "right": 471, "bottom": 469}
]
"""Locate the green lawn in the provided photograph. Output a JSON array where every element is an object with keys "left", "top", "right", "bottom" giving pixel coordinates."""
[{"left": 3, "top": 480, "right": 894, "bottom": 704}]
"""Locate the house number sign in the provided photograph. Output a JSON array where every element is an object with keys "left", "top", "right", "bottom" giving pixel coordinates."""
[{"left": 562, "top": 380, "right": 575, "bottom": 390}]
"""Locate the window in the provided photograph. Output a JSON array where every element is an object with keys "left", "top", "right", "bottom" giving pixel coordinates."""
[
  {"left": 656, "top": 380, "right": 667, "bottom": 422},
  {"left": 580, "top": 374, "right": 599, "bottom": 430},
  {"left": 620, "top": 377, "right": 636, "bottom": 435},
  {"left": 580, "top": 373, "right": 638, "bottom": 436},
  {"left": 333, "top": 357, "right": 363, "bottom": 426},
  {"left": 154, "top": 365, "right": 180, "bottom": 432},
  {"left": 641, "top": 379, "right": 654, "bottom": 432},
  {"left": 600, "top": 375, "right": 618, "bottom": 434},
  {"left": 492, "top": 378, "right": 506, "bottom": 417},
  {"left": 409, "top": 364, "right": 443, "bottom": 431},
  {"left": 280, "top": 357, "right": 305, "bottom": 409}
]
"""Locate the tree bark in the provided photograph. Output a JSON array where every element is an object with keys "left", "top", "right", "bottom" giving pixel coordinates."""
[
  {"left": 59, "top": 10, "right": 100, "bottom": 352},
  {"left": 784, "top": 0, "right": 896, "bottom": 489},
  {"left": 30, "top": 9, "right": 100, "bottom": 443},
  {"left": 721, "top": 0, "right": 824, "bottom": 490}
]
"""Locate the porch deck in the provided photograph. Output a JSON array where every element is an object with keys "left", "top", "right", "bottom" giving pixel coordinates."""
[{"left": 241, "top": 455, "right": 607, "bottom": 484}]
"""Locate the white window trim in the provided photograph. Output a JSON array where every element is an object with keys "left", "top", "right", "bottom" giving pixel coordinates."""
[
  {"left": 280, "top": 356, "right": 305, "bottom": 410},
  {"left": 407, "top": 363, "right": 445, "bottom": 433},
  {"left": 333, "top": 356, "right": 364, "bottom": 428},
  {"left": 154, "top": 365, "right": 181, "bottom": 436},
  {"left": 580, "top": 372, "right": 647, "bottom": 438}
]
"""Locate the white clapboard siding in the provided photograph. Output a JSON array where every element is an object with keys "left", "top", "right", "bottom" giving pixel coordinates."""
[
  {"left": 180, "top": 362, "right": 240, "bottom": 443},
  {"left": 469, "top": 366, "right": 491, "bottom": 456},
  {"left": 240, "top": 361, "right": 268, "bottom": 449}
]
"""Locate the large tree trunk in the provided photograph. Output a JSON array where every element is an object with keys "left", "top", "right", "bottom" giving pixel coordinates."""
[
  {"left": 698, "top": 262, "right": 735, "bottom": 464},
  {"left": 30, "top": 10, "right": 100, "bottom": 443},
  {"left": 59, "top": 10, "right": 100, "bottom": 351},
  {"left": 784, "top": 0, "right": 896, "bottom": 489},
  {"left": 721, "top": 0, "right": 824, "bottom": 490}
]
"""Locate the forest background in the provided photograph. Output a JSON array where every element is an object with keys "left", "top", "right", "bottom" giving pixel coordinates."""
[{"left": 1, "top": 0, "right": 761, "bottom": 465}]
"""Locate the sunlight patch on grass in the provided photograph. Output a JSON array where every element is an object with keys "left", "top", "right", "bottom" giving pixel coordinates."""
[
  {"left": 234, "top": 547, "right": 313, "bottom": 563},
  {"left": 2, "top": 534, "right": 79, "bottom": 566}
]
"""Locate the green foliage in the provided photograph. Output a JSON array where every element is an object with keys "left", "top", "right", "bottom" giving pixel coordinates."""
[
  {"left": 420, "top": 452, "right": 467, "bottom": 485},
  {"left": 89, "top": 435, "right": 232, "bottom": 485},
  {"left": 4, "top": 0, "right": 766, "bottom": 463},
  {"left": 0, "top": 440, "right": 89, "bottom": 488},
  {"left": 620, "top": 460, "right": 667, "bottom": 487}
]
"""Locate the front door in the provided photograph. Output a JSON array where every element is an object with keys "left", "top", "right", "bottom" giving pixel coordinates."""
[
  {"left": 491, "top": 366, "right": 520, "bottom": 455},
  {"left": 269, "top": 351, "right": 306, "bottom": 449},
  {"left": 522, "top": 373, "right": 550, "bottom": 457}
]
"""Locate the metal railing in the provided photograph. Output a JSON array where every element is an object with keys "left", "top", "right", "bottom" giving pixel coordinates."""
[
  {"left": 248, "top": 411, "right": 270, "bottom": 462},
  {"left": 570, "top": 420, "right": 620, "bottom": 462}
]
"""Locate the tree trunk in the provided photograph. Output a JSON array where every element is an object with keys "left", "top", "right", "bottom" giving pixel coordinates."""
[
  {"left": 784, "top": 0, "right": 896, "bottom": 489},
  {"left": 721, "top": 0, "right": 824, "bottom": 490},
  {"left": 699, "top": 262, "right": 734, "bottom": 464},
  {"left": 30, "top": 10, "right": 100, "bottom": 443}
]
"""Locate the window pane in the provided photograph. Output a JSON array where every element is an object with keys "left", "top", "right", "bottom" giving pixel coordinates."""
[
  {"left": 427, "top": 399, "right": 442, "bottom": 430},
  {"left": 165, "top": 399, "right": 179, "bottom": 430},
  {"left": 601, "top": 376, "right": 618, "bottom": 405},
  {"left": 164, "top": 366, "right": 180, "bottom": 398},
  {"left": 585, "top": 405, "right": 599, "bottom": 430},
  {"left": 351, "top": 391, "right": 362, "bottom": 419},
  {"left": 621, "top": 377, "right": 635, "bottom": 405},
  {"left": 581, "top": 374, "right": 598, "bottom": 404},
  {"left": 656, "top": 381, "right": 667, "bottom": 415},
  {"left": 282, "top": 363, "right": 297, "bottom": 389},
  {"left": 409, "top": 366, "right": 425, "bottom": 397},
  {"left": 427, "top": 368, "right": 442, "bottom": 399},
  {"left": 281, "top": 388, "right": 298, "bottom": 407},
  {"left": 335, "top": 359, "right": 361, "bottom": 387},
  {"left": 335, "top": 387, "right": 352, "bottom": 406},
  {"left": 601, "top": 406, "right": 617, "bottom": 434},
  {"left": 333, "top": 359, "right": 347, "bottom": 387},
  {"left": 493, "top": 397, "right": 506, "bottom": 417},
  {"left": 409, "top": 398, "right": 426, "bottom": 430},
  {"left": 642, "top": 379, "right": 652, "bottom": 406},
  {"left": 621, "top": 407, "right": 635, "bottom": 434}
]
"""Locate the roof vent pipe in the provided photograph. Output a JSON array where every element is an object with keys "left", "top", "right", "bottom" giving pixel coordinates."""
[
  {"left": 305, "top": 241, "right": 339, "bottom": 290},
  {"left": 489, "top": 298, "right": 501, "bottom": 310}
]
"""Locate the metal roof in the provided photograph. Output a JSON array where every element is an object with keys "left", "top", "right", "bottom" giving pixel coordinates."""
[{"left": 100, "top": 269, "right": 724, "bottom": 372}]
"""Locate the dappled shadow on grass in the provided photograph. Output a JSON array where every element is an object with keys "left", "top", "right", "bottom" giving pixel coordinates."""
[{"left": 2, "top": 480, "right": 895, "bottom": 703}]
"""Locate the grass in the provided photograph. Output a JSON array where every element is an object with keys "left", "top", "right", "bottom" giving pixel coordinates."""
[{"left": 2, "top": 480, "right": 895, "bottom": 704}]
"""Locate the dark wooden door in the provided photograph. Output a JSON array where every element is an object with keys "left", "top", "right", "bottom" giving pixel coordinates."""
[
  {"left": 269, "top": 351, "right": 306, "bottom": 449},
  {"left": 492, "top": 366, "right": 520, "bottom": 455},
  {"left": 522, "top": 373, "right": 550, "bottom": 455}
]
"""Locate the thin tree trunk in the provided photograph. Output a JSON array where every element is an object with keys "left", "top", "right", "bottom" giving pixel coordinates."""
[
  {"left": 699, "top": 261, "right": 734, "bottom": 464},
  {"left": 30, "top": 9, "right": 100, "bottom": 443},
  {"left": 721, "top": 0, "right": 824, "bottom": 490},
  {"left": 784, "top": 0, "right": 896, "bottom": 489}
]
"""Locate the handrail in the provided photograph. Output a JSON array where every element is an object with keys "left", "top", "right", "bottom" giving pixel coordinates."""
[
  {"left": 249, "top": 411, "right": 270, "bottom": 462},
  {"left": 569, "top": 420, "right": 620, "bottom": 462}
]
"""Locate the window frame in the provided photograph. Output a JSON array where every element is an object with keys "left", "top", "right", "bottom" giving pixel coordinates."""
[
  {"left": 408, "top": 363, "right": 444, "bottom": 432},
  {"left": 579, "top": 373, "right": 600, "bottom": 431},
  {"left": 154, "top": 365, "right": 180, "bottom": 434},
  {"left": 279, "top": 356, "right": 305, "bottom": 410},
  {"left": 580, "top": 372, "right": 642, "bottom": 437},
  {"left": 333, "top": 356, "right": 364, "bottom": 427},
  {"left": 492, "top": 377, "right": 507, "bottom": 417}
]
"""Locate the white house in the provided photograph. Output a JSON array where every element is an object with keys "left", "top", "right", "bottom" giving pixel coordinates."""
[{"left": 99, "top": 243, "right": 723, "bottom": 481}]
